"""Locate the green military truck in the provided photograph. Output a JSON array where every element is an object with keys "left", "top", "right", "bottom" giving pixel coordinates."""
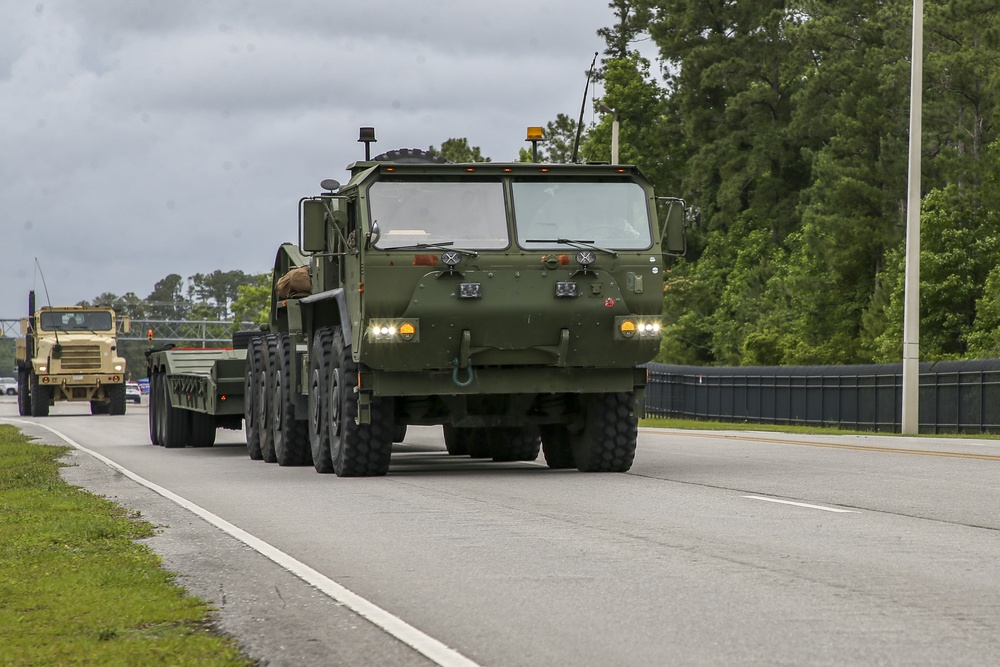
[
  {"left": 16, "top": 291, "right": 131, "bottom": 416},
  {"left": 146, "top": 127, "right": 686, "bottom": 476}
]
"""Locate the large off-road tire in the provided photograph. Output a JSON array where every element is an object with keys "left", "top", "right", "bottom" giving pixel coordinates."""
[
  {"left": 108, "top": 384, "right": 127, "bottom": 416},
  {"left": 327, "top": 326, "right": 393, "bottom": 477},
  {"left": 29, "top": 374, "right": 49, "bottom": 417},
  {"left": 189, "top": 411, "right": 217, "bottom": 447},
  {"left": 392, "top": 423, "right": 408, "bottom": 443},
  {"left": 90, "top": 400, "right": 109, "bottom": 415},
  {"left": 466, "top": 428, "right": 491, "bottom": 458},
  {"left": 371, "top": 148, "right": 449, "bottom": 164},
  {"left": 270, "top": 334, "right": 311, "bottom": 466},
  {"left": 257, "top": 335, "right": 278, "bottom": 463},
  {"left": 540, "top": 424, "right": 576, "bottom": 469},
  {"left": 442, "top": 425, "right": 470, "bottom": 455},
  {"left": 158, "top": 375, "right": 190, "bottom": 449},
  {"left": 243, "top": 337, "right": 263, "bottom": 460},
  {"left": 308, "top": 328, "right": 335, "bottom": 473},
  {"left": 148, "top": 373, "right": 160, "bottom": 445},
  {"left": 17, "top": 371, "right": 31, "bottom": 416},
  {"left": 232, "top": 329, "right": 262, "bottom": 350},
  {"left": 488, "top": 426, "right": 541, "bottom": 462},
  {"left": 571, "top": 392, "right": 638, "bottom": 472}
]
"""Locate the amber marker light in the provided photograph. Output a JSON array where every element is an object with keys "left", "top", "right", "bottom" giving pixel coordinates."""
[
  {"left": 619, "top": 319, "right": 637, "bottom": 338},
  {"left": 399, "top": 322, "right": 416, "bottom": 340}
]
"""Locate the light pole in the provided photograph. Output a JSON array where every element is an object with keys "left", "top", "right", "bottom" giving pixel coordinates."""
[
  {"left": 599, "top": 103, "right": 619, "bottom": 164},
  {"left": 901, "top": 0, "right": 924, "bottom": 435}
]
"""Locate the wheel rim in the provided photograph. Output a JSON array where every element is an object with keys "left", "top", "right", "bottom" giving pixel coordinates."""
[
  {"left": 329, "top": 367, "right": 342, "bottom": 437},
  {"left": 309, "top": 368, "right": 322, "bottom": 439}
]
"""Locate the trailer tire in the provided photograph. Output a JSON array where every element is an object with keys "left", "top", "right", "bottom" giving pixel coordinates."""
[
  {"left": 159, "top": 375, "right": 190, "bottom": 449},
  {"left": 189, "top": 412, "right": 217, "bottom": 447},
  {"left": 17, "top": 371, "right": 31, "bottom": 416},
  {"left": 30, "top": 375, "right": 49, "bottom": 417},
  {"left": 257, "top": 335, "right": 278, "bottom": 463},
  {"left": 108, "top": 384, "right": 127, "bottom": 416},
  {"left": 148, "top": 373, "right": 161, "bottom": 445},
  {"left": 328, "top": 326, "right": 393, "bottom": 477},
  {"left": 271, "top": 333, "right": 311, "bottom": 466},
  {"left": 443, "top": 425, "right": 470, "bottom": 455},
  {"left": 488, "top": 426, "right": 541, "bottom": 462},
  {"left": 540, "top": 424, "right": 576, "bottom": 469},
  {"left": 308, "top": 328, "right": 335, "bottom": 473},
  {"left": 571, "top": 392, "right": 638, "bottom": 472}
]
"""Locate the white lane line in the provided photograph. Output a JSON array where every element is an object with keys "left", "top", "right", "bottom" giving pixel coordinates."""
[
  {"left": 742, "top": 495, "right": 860, "bottom": 513},
  {"left": 6, "top": 418, "right": 481, "bottom": 667}
]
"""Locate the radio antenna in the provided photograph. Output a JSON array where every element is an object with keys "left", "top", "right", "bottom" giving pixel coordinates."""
[
  {"left": 35, "top": 258, "right": 53, "bottom": 307},
  {"left": 571, "top": 52, "right": 599, "bottom": 164}
]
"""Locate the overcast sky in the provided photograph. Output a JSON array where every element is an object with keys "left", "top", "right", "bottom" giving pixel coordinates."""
[{"left": 1, "top": 0, "right": 634, "bottom": 322}]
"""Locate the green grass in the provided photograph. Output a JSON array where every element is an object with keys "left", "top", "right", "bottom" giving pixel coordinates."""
[
  {"left": 639, "top": 416, "right": 1000, "bottom": 439},
  {"left": 0, "top": 424, "right": 254, "bottom": 667}
]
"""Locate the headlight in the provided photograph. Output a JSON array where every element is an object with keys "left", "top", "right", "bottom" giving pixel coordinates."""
[
  {"left": 615, "top": 316, "right": 661, "bottom": 339},
  {"left": 367, "top": 318, "right": 419, "bottom": 343}
]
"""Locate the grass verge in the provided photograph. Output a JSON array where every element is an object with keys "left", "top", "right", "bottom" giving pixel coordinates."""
[
  {"left": 0, "top": 424, "right": 254, "bottom": 667},
  {"left": 639, "top": 416, "right": 1000, "bottom": 439}
]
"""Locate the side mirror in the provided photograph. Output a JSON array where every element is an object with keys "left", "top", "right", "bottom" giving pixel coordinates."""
[
  {"left": 121, "top": 316, "right": 132, "bottom": 334},
  {"left": 657, "top": 197, "right": 687, "bottom": 256},
  {"left": 301, "top": 198, "right": 328, "bottom": 253},
  {"left": 367, "top": 220, "right": 382, "bottom": 248}
]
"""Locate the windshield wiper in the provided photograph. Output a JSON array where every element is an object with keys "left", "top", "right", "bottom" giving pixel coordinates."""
[
  {"left": 524, "top": 238, "right": 618, "bottom": 258},
  {"left": 381, "top": 241, "right": 479, "bottom": 258}
]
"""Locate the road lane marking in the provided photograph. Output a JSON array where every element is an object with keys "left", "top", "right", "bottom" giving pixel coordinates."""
[
  {"left": 6, "top": 418, "right": 481, "bottom": 667},
  {"left": 643, "top": 428, "right": 1000, "bottom": 461},
  {"left": 742, "top": 495, "right": 860, "bottom": 513}
]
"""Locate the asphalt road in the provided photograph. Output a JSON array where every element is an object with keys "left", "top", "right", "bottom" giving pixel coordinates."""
[{"left": 3, "top": 396, "right": 1000, "bottom": 666}]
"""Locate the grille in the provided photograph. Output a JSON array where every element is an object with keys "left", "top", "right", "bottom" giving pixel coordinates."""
[{"left": 59, "top": 345, "right": 102, "bottom": 371}]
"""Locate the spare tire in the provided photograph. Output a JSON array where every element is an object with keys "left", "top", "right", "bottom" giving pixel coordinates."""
[{"left": 371, "top": 148, "right": 450, "bottom": 164}]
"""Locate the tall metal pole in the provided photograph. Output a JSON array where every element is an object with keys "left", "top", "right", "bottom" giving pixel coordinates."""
[{"left": 901, "top": 0, "right": 924, "bottom": 435}]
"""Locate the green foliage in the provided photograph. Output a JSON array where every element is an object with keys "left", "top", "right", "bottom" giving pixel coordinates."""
[
  {"left": 0, "top": 425, "right": 252, "bottom": 666},
  {"left": 428, "top": 138, "right": 491, "bottom": 163},
  {"left": 231, "top": 273, "right": 271, "bottom": 330}
]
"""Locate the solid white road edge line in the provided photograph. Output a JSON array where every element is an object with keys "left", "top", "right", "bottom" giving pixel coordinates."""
[
  {"left": 742, "top": 495, "right": 860, "bottom": 513},
  {"left": 6, "top": 418, "right": 482, "bottom": 667}
]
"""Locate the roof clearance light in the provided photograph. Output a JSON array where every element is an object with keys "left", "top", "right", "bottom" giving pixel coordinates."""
[{"left": 526, "top": 126, "right": 544, "bottom": 141}]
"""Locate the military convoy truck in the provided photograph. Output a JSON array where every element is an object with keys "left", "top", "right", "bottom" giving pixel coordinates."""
[
  {"left": 145, "top": 127, "right": 686, "bottom": 476},
  {"left": 16, "top": 291, "right": 131, "bottom": 416}
]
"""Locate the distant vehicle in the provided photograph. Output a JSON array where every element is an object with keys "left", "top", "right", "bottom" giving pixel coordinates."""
[
  {"left": 0, "top": 377, "right": 17, "bottom": 395},
  {"left": 126, "top": 382, "right": 142, "bottom": 404},
  {"left": 137, "top": 378, "right": 150, "bottom": 394},
  {"left": 15, "top": 291, "right": 131, "bottom": 416}
]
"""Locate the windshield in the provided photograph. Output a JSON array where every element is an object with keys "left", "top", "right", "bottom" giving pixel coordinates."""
[
  {"left": 369, "top": 179, "right": 509, "bottom": 250},
  {"left": 512, "top": 180, "right": 653, "bottom": 250},
  {"left": 39, "top": 310, "right": 113, "bottom": 332}
]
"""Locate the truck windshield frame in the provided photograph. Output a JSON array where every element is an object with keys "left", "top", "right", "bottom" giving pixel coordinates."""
[
  {"left": 39, "top": 310, "right": 114, "bottom": 332},
  {"left": 512, "top": 179, "right": 654, "bottom": 251},
  {"left": 368, "top": 177, "right": 510, "bottom": 251}
]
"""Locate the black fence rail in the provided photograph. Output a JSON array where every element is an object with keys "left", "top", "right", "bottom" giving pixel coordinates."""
[{"left": 644, "top": 360, "right": 1000, "bottom": 434}]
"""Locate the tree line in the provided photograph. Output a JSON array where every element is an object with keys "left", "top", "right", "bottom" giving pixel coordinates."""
[{"left": 520, "top": 0, "right": 1000, "bottom": 366}]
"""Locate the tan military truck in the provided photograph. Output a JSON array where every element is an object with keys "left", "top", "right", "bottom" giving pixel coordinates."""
[{"left": 16, "top": 291, "right": 131, "bottom": 416}]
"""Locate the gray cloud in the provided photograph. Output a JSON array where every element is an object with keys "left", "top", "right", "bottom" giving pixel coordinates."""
[{"left": 2, "top": 1, "right": 617, "bottom": 319}]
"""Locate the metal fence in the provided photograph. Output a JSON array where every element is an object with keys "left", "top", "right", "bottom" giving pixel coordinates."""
[{"left": 644, "top": 360, "right": 1000, "bottom": 434}]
